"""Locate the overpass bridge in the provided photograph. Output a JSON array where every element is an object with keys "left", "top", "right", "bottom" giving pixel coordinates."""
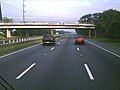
[{"left": 0, "top": 23, "right": 95, "bottom": 38}]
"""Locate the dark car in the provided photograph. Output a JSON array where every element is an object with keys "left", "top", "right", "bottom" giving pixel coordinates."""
[
  {"left": 42, "top": 34, "right": 56, "bottom": 46},
  {"left": 74, "top": 36, "right": 85, "bottom": 45}
]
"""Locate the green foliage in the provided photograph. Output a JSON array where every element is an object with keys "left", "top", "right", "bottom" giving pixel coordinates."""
[
  {"left": 78, "top": 13, "right": 100, "bottom": 24},
  {"left": 12, "top": 29, "right": 56, "bottom": 37},
  {"left": 0, "top": 40, "right": 41, "bottom": 56},
  {"left": 95, "top": 9, "right": 120, "bottom": 39},
  {"left": 75, "top": 29, "right": 88, "bottom": 36},
  {"left": 2, "top": 17, "right": 13, "bottom": 23},
  {"left": 76, "top": 9, "right": 120, "bottom": 40}
]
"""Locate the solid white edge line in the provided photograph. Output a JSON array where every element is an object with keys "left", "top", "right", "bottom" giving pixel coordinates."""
[
  {"left": 85, "top": 40, "right": 120, "bottom": 58},
  {"left": 84, "top": 64, "right": 94, "bottom": 80},
  {"left": 77, "top": 48, "right": 80, "bottom": 51},
  {"left": 51, "top": 47, "right": 54, "bottom": 51},
  {"left": 16, "top": 63, "right": 36, "bottom": 80},
  {"left": 0, "top": 44, "right": 40, "bottom": 59}
]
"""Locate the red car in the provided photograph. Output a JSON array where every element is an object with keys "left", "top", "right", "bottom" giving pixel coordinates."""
[{"left": 74, "top": 37, "right": 85, "bottom": 45}]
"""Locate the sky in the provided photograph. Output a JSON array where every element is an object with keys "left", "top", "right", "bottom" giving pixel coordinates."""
[{"left": 1, "top": 0, "right": 120, "bottom": 22}]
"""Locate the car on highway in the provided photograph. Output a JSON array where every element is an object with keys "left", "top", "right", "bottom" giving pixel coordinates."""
[
  {"left": 74, "top": 36, "right": 85, "bottom": 45},
  {"left": 42, "top": 34, "right": 56, "bottom": 46}
]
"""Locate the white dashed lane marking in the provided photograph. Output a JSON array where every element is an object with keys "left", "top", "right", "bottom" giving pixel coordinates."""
[
  {"left": 16, "top": 63, "right": 36, "bottom": 80},
  {"left": 84, "top": 64, "right": 94, "bottom": 80},
  {"left": 77, "top": 48, "right": 80, "bottom": 51},
  {"left": 58, "top": 43, "right": 60, "bottom": 45},
  {"left": 51, "top": 47, "right": 54, "bottom": 51}
]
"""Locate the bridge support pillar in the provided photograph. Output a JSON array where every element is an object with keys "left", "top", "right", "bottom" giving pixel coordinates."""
[
  {"left": 7, "top": 29, "right": 12, "bottom": 38},
  {"left": 51, "top": 29, "right": 54, "bottom": 35},
  {"left": 88, "top": 30, "right": 92, "bottom": 38}
]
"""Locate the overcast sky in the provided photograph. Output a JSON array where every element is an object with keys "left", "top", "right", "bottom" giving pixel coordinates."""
[{"left": 1, "top": 0, "right": 120, "bottom": 22}]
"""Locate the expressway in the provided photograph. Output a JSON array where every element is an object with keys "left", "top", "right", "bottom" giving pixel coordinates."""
[{"left": 0, "top": 35, "right": 120, "bottom": 90}]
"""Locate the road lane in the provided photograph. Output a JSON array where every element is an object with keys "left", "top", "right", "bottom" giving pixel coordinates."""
[
  {"left": 81, "top": 40, "right": 120, "bottom": 90},
  {"left": 0, "top": 36, "right": 120, "bottom": 90},
  {"left": 12, "top": 38, "right": 91, "bottom": 90},
  {"left": 0, "top": 44, "right": 49, "bottom": 89},
  {"left": 0, "top": 38, "right": 65, "bottom": 88}
]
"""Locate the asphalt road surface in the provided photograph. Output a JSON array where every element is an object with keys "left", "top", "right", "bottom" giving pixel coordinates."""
[{"left": 0, "top": 35, "right": 120, "bottom": 90}]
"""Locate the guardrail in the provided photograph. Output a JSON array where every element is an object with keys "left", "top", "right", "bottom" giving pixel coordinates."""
[
  {"left": 0, "top": 36, "right": 42, "bottom": 46},
  {"left": 0, "top": 34, "right": 63, "bottom": 46}
]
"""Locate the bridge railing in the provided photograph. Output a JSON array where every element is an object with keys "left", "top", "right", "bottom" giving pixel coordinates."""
[
  {"left": 0, "top": 36, "right": 42, "bottom": 46},
  {"left": 0, "top": 22, "right": 94, "bottom": 26}
]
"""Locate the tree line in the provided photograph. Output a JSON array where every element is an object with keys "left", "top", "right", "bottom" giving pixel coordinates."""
[{"left": 76, "top": 9, "right": 120, "bottom": 40}]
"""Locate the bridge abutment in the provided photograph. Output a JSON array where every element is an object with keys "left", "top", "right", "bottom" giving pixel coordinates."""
[
  {"left": 7, "top": 29, "right": 12, "bottom": 38},
  {"left": 51, "top": 29, "right": 54, "bottom": 35},
  {"left": 88, "top": 30, "right": 92, "bottom": 37}
]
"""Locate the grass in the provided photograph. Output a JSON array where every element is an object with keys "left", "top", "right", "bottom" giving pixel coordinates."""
[
  {"left": 0, "top": 40, "right": 41, "bottom": 56},
  {"left": 91, "top": 36, "right": 120, "bottom": 48},
  {"left": 0, "top": 36, "right": 5, "bottom": 40}
]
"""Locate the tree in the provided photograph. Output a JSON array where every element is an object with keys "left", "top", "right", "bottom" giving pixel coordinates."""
[
  {"left": 95, "top": 9, "right": 120, "bottom": 39},
  {"left": 78, "top": 13, "right": 101, "bottom": 24},
  {"left": 76, "top": 9, "right": 120, "bottom": 39},
  {"left": 2, "top": 17, "right": 13, "bottom": 23},
  {"left": 77, "top": 13, "right": 99, "bottom": 36},
  {"left": 12, "top": 29, "right": 56, "bottom": 37}
]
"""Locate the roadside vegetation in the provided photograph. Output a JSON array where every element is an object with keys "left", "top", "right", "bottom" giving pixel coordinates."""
[
  {"left": 92, "top": 36, "right": 120, "bottom": 48},
  {"left": 0, "top": 35, "right": 5, "bottom": 40},
  {"left": 76, "top": 9, "right": 120, "bottom": 47},
  {"left": 0, "top": 40, "right": 41, "bottom": 56}
]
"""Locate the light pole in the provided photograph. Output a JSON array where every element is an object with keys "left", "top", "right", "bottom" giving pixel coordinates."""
[
  {"left": 23, "top": 0, "right": 25, "bottom": 23},
  {"left": 0, "top": 0, "right": 2, "bottom": 22}
]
